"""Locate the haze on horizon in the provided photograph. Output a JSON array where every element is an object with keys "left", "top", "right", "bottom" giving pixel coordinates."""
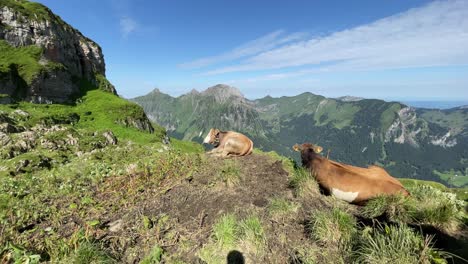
[{"left": 36, "top": 0, "right": 468, "bottom": 101}]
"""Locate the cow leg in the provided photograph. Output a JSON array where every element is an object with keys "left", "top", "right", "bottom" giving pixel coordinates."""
[
  {"left": 211, "top": 150, "right": 230, "bottom": 158},
  {"left": 226, "top": 153, "right": 242, "bottom": 158},
  {"left": 206, "top": 147, "right": 222, "bottom": 155}
]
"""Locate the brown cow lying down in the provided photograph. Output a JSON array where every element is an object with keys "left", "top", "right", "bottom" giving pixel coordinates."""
[
  {"left": 293, "top": 143, "right": 409, "bottom": 204},
  {"left": 203, "top": 128, "right": 253, "bottom": 157}
]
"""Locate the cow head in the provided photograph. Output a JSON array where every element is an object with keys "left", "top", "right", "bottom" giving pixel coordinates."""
[
  {"left": 203, "top": 128, "right": 220, "bottom": 145},
  {"left": 293, "top": 143, "right": 323, "bottom": 165},
  {"left": 293, "top": 143, "right": 323, "bottom": 154}
]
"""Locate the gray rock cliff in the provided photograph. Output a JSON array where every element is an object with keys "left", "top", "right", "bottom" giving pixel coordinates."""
[{"left": 0, "top": 1, "right": 116, "bottom": 103}]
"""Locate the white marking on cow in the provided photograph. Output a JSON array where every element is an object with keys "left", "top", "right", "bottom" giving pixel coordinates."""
[
  {"left": 203, "top": 133, "right": 211, "bottom": 143},
  {"left": 331, "top": 188, "right": 359, "bottom": 202}
]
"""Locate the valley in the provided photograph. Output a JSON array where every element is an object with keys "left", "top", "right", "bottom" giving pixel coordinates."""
[
  {"left": 132, "top": 85, "right": 468, "bottom": 188},
  {"left": 0, "top": 0, "right": 467, "bottom": 263}
]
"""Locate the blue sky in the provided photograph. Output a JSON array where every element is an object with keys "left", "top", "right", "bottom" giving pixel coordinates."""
[{"left": 36, "top": 0, "right": 468, "bottom": 100}]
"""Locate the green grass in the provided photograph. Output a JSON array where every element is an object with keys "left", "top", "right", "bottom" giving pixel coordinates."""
[
  {"left": 289, "top": 167, "right": 319, "bottom": 197},
  {"left": 198, "top": 214, "right": 266, "bottom": 263},
  {"left": 362, "top": 185, "right": 466, "bottom": 231},
  {"left": 354, "top": 224, "right": 443, "bottom": 264},
  {"left": 0, "top": 83, "right": 165, "bottom": 145},
  {"left": 380, "top": 103, "right": 402, "bottom": 130},
  {"left": 267, "top": 197, "right": 299, "bottom": 221},
  {"left": 434, "top": 170, "right": 468, "bottom": 188},
  {"left": 239, "top": 216, "right": 266, "bottom": 252},
  {"left": 409, "top": 185, "right": 465, "bottom": 230},
  {"left": 0, "top": 0, "right": 60, "bottom": 22},
  {"left": 400, "top": 178, "right": 447, "bottom": 190},
  {"left": 63, "top": 241, "right": 115, "bottom": 264},
  {"left": 213, "top": 214, "right": 238, "bottom": 249},
  {"left": 313, "top": 99, "right": 360, "bottom": 129},
  {"left": 0, "top": 141, "right": 204, "bottom": 262},
  {"left": 420, "top": 108, "right": 468, "bottom": 133},
  {"left": 308, "top": 208, "right": 357, "bottom": 247},
  {"left": 0, "top": 40, "right": 44, "bottom": 85},
  {"left": 171, "top": 138, "right": 204, "bottom": 153},
  {"left": 362, "top": 194, "right": 412, "bottom": 223},
  {"left": 140, "top": 245, "right": 164, "bottom": 264},
  {"left": 217, "top": 159, "right": 241, "bottom": 187}
]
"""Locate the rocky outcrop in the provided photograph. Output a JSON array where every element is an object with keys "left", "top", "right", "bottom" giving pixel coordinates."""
[
  {"left": 116, "top": 116, "right": 154, "bottom": 134},
  {"left": 0, "top": 1, "right": 116, "bottom": 103},
  {"left": 385, "top": 107, "right": 425, "bottom": 147},
  {"left": 430, "top": 131, "right": 457, "bottom": 148}
]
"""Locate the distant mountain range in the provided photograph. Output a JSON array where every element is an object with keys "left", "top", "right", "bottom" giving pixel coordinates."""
[
  {"left": 131, "top": 84, "right": 468, "bottom": 187},
  {"left": 402, "top": 101, "right": 468, "bottom": 110}
]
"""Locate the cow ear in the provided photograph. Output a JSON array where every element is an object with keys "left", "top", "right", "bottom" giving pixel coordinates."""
[{"left": 313, "top": 145, "right": 323, "bottom": 153}]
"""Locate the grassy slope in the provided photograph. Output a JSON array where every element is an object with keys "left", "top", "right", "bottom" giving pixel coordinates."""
[
  {"left": 1, "top": 118, "right": 466, "bottom": 263},
  {"left": 0, "top": 40, "right": 45, "bottom": 85},
  {"left": 0, "top": 91, "right": 164, "bottom": 144},
  {"left": 419, "top": 108, "right": 468, "bottom": 133}
]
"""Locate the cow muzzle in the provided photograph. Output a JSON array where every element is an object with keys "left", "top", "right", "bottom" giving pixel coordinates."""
[{"left": 203, "top": 133, "right": 212, "bottom": 144}]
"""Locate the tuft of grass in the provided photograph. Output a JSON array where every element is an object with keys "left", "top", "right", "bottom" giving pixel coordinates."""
[
  {"left": 218, "top": 160, "right": 241, "bottom": 187},
  {"left": 239, "top": 216, "right": 266, "bottom": 252},
  {"left": 409, "top": 185, "right": 465, "bottom": 231},
  {"left": 308, "top": 208, "right": 356, "bottom": 248},
  {"left": 289, "top": 167, "right": 319, "bottom": 197},
  {"left": 199, "top": 214, "right": 266, "bottom": 263},
  {"left": 0, "top": 244, "right": 41, "bottom": 264},
  {"left": 212, "top": 214, "right": 239, "bottom": 249},
  {"left": 362, "top": 185, "right": 466, "bottom": 231},
  {"left": 64, "top": 241, "right": 115, "bottom": 264},
  {"left": 362, "top": 194, "right": 412, "bottom": 223},
  {"left": 354, "top": 224, "right": 446, "bottom": 264},
  {"left": 140, "top": 245, "right": 164, "bottom": 264},
  {"left": 267, "top": 197, "right": 299, "bottom": 221}
]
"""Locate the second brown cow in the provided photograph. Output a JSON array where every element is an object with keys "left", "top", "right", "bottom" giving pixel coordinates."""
[
  {"left": 203, "top": 128, "right": 253, "bottom": 157},
  {"left": 293, "top": 143, "right": 409, "bottom": 204}
]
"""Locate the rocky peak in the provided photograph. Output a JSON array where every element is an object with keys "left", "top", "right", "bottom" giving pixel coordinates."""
[
  {"left": 189, "top": 89, "right": 199, "bottom": 95},
  {"left": 201, "top": 84, "right": 244, "bottom": 103},
  {"left": 150, "top": 88, "right": 162, "bottom": 94}
]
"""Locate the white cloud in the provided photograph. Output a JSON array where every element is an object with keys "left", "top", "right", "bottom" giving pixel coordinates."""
[
  {"left": 120, "top": 16, "right": 138, "bottom": 38},
  {"left": 226, "top": 69, "right": 320, "bottom": 84},
  {"left": 179, "top": 30, "right": 308, "bottom": 69},
  {"left": 201, "top": 0, "right": 468, "bottom": 75}
]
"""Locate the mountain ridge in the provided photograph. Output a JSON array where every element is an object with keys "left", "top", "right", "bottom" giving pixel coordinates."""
[{"left": 132, "top": 84, "right": 468, "bottom": 187}]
